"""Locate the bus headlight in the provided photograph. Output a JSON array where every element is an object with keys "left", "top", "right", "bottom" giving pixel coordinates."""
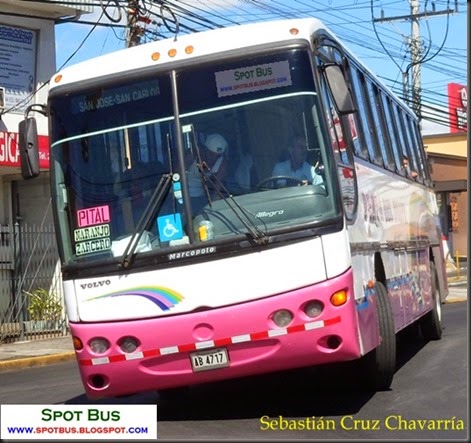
[
  {"left": 89, "top": 338, "right": 110, "bottom": 354},
  {"left": 118, "top": 336, "right": 140, "bottom": 354},
  {"left": 272, "top": 309, "right": 293, "bottom": 327},
  {"left": 303, "top": 300, "right": 324, "bottom": 318}
]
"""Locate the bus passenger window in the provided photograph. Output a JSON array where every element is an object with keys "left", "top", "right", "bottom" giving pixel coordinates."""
[{"left": 402, "top": 155, "right": 417, "bottom": 179}]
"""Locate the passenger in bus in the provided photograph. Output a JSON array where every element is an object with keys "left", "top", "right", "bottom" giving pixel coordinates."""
[
  {"left": 186, "top": 133, "right": 229, "bottom": 212},
  {"left": 272, "top": 135, "right": 324, "bottom": 185},
  {"left": 402, "top": 155, "right": 418, "bottom": 178}
]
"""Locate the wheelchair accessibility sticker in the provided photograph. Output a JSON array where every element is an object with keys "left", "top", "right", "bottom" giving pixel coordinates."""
[{"left": 157, "top": 213, "right": 183, "bottom": 242}]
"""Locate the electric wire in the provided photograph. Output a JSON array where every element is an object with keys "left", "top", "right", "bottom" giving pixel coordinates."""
[{"left": 4, "top": 0, "right": 467, "bottom": 129}]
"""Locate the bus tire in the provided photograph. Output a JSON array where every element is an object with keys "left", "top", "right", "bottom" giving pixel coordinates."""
[
  {"left": 420, "top": 262, "right": 443, "bottom": 341},
  {"left": 359, "top": 281, "right": 396, "bottom": 392}
]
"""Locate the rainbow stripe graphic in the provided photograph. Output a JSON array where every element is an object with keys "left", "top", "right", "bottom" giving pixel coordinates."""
[{"left": 85, "top": 286, "right": 184, "bottom": 311}]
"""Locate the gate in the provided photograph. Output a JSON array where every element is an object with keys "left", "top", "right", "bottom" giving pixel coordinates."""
[{"left": 0, "top": 221, "right": 67, "bottom": 344}]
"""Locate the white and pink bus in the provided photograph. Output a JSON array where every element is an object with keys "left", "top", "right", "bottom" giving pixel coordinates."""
[{"left": 20, "top": 18, "right": 448, "bottom": 399}]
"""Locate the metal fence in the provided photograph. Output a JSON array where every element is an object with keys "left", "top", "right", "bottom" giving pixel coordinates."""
[{"left": 0, "top": 222, "right": 68, "bottom": 344}]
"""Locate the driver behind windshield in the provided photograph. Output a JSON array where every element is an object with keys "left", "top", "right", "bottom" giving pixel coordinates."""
[{"left": 272, "top": 135, "right": 323, "bottom": 185}]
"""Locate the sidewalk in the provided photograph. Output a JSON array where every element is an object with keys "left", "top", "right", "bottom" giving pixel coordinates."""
[
  {"left": 0, "top": 335, "right": 75, "bottom": 371},
  {"left": 0, "top": 277, "right": 467, "bottom": 372},
  {"left": 446, "top": 265, "right": 468, "bottom": 303}
]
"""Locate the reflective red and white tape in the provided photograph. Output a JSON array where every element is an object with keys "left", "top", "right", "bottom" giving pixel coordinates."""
[{"left": 79, "top": 315, "right": 341, "bottom": 366}]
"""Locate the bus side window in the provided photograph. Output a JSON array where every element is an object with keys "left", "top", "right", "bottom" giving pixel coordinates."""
[
  {"left": 410, "top": 120, "right": 429, "bottom": 183},
  {"left": 365, "top": 80, "right": 395, "bottom": 171},
  {"left": 400, "top": 112, "right": 420, "bottom": 181},
  {"left": 390, "top": 102, "right": 409, "bottom": 177},
  {"left": 350, "top": 68, "right": 381, "bottom": 164},
  {"left": 380, "top": 93, "right": 403, "bottom": 174}
]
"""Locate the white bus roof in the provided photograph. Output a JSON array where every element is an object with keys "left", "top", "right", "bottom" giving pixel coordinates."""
[{"left": 50, "top": 17, "right": 327, "bottom": 89}]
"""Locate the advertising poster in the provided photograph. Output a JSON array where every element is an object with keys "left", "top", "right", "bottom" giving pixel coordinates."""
[{"left": 0, "top": 25, "right": 37, "bottom": 114}]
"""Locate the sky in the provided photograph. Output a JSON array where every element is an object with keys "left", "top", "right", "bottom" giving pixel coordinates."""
[{"left": 53, "top": 0, "right": 468, "bottom": 135}]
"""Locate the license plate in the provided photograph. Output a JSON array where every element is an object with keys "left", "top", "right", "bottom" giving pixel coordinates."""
[{"left": 190, "top": 348, "right": 229, "bottom": 372}]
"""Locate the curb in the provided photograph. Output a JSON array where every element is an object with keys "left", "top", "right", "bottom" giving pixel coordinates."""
[
  {"left": 0, "top": 352, "right": 76, "bottom": 371},
  {"left": 448, "top": 281, "right": 468, "bottom": 287},
  {"left": 445, "top": 298, "right": 467, "bottom": 304}
]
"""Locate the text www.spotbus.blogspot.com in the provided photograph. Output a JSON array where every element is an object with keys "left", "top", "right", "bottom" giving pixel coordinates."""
[{"left": 5, "top": 426, "right": 149, "bottom": 436}]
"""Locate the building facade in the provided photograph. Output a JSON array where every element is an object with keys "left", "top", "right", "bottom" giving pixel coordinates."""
[
  {"left": 0, "top": 1, "right": 92, "bottom": 338},
  {"left": 423, "top": 132, "right": 468, "bottom": 265}
]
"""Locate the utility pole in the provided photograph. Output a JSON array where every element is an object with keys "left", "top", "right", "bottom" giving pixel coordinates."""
[
  {"left": 126, "top": 0, "right": 141, "bottom": 47},
  {"left": 373, "top": 0, "right": 458, "bottom": 121},
  {"left": 410, "top": 0, "right": 421, "bottom": 119}
]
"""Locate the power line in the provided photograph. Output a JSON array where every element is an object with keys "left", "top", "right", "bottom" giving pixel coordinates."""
[
  {"left": 372, "top": 0, "right": 458, "bottom": 121},
  {"left": 46, "top": 0, "right": 466, "bottom": 130}
]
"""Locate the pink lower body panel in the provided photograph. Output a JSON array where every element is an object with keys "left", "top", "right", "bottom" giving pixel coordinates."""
[{"left": 71, "top": 269, "right": 362, "bottom": 399}]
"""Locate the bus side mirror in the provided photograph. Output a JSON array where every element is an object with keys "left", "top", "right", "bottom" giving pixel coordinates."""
[
  {"left": 323, "top": 64, "right": 356, "bottom": 115},
  {"left": 18, "top": 117, "right": 40, "bottom": 179}
]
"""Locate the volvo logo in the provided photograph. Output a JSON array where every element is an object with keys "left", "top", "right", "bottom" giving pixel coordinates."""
[{"left": 80, "top": 280, "right": 111, "bottom": 290}]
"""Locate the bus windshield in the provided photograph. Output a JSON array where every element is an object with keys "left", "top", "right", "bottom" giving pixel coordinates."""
[{"left": 49, "top": 49, "right": 339, "bottom": 266}]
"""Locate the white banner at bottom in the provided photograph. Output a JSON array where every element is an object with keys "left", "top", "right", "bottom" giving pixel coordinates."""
[{"left": 0, "top": 404, "right": 157, "bottom": 440}]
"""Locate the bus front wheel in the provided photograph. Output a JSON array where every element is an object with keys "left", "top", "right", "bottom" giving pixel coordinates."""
[{"left": 358, "top": 281, "right": 396, "bottom": 392}]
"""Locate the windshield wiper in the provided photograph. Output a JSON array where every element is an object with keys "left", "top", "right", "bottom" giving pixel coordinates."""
[
  {"left": 197, "top": 162, "right": 269, "bottom": 246},
  {"left": 192, "top": 133, "right": 214, "bottom": 208},
  {"left": 119, "top": 173, "right": 173, "bottom": 270}
]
